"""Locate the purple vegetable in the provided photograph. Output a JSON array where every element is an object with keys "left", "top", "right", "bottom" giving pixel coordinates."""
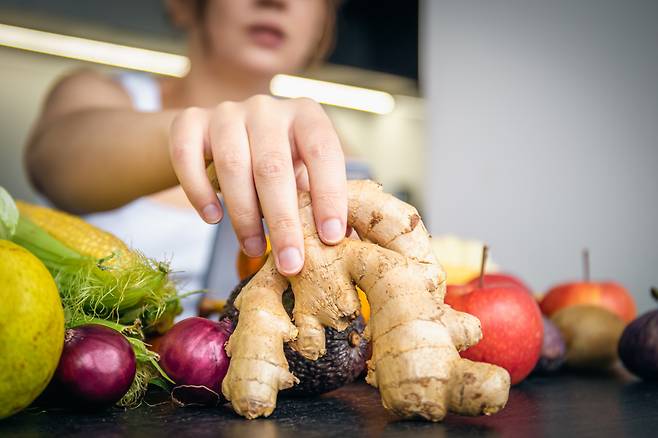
[
  {"left": 52, "top": 324, "right": 136, "bottom": 406},
  {"left": 533, "top": 316, "right": 566, "bottom": 375},
  {"left": 618, "top": 288, "right": 658, "bottom": 380},
  {"left": 156, "top": 317, "right": 233, "bottom": 406}
]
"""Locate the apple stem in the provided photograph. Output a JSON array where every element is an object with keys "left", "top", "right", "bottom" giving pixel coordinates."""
[
  {"left": 582, "top": 248, "right": 590, "bottom": 282},
  {"left": 479, "top": 245, "right": 489, "bottom": 289}
]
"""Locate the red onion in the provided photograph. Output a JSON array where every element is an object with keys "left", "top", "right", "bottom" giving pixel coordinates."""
[
  {"left": 532, "top": 316, "right": 566, "bottom": 374},
  {"left": 155, "top": 317, "right": 233, "bottom": 406},
  {"left": 53, "top": 324, "right": 136, "bottom": 406}
]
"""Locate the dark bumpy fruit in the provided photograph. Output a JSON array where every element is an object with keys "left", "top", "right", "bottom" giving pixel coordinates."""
[
  {"left": 618, "top": 288, "right": 658, "bottom": 380},
  {"left": 221, "top": 275, "right": 369, "bottom": 395},
  {"left": 284, "top": 316, "right": 368, "bottom": 395}
]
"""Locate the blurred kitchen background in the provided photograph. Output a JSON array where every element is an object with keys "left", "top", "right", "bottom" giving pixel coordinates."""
[{"left": 0, "top": 0, "right": 656, "bottom": 309}]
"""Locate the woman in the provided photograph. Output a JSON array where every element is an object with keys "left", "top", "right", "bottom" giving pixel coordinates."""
[{"left": 25, "top": 0, "right": 350, "bottom": 310}]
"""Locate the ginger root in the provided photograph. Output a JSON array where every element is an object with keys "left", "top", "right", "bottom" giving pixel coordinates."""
[{"left": 220, "top": 180, "right": 510, "bottom": 421}]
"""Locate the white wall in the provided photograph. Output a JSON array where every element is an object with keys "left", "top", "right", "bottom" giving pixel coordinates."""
[{"left": 423, "top": 0, "right": 658, "bottom": 310}]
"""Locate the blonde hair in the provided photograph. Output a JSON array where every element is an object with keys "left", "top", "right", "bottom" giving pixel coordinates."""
[{"left": 312, "top": 0, "right": 339, "bottom": 66}]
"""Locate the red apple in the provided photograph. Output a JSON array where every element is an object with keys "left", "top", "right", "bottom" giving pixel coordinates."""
[
  {"left": 446, "top": 284, "right": 544, "bottom": 385},
  {"left": 540, "top": 281, "right": 636, "bottom": 323},
  {"left": 466, "top": 273, "right": 531, "bottom": 294}
]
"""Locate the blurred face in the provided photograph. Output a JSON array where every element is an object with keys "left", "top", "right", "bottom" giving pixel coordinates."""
[{"left": 196, "top": 0, "right": 327, "bottom": 76}]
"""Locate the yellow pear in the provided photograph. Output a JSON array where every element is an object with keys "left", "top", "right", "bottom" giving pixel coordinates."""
[{"left": 0, "top": 240, "right": 64, "bottom": 418}]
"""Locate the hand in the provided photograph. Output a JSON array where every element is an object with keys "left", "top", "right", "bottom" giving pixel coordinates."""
[{"left": 169, "top": 95, "right": 347, "bottom": 276}]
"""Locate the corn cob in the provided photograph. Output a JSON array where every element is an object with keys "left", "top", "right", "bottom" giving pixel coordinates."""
[
  {"left": 4, "top": 192, "right": 180, "bottom": 406},
  {"left": 15, "top": 201, "right": 136, "bottom": 268},
  {"left": 14, "top": 200, "right": 181, "bottom": 334}
]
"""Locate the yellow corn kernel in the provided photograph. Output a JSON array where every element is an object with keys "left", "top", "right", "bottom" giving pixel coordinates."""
[{"left": 16, "top": 201, "right": 135, "bottom": 266}]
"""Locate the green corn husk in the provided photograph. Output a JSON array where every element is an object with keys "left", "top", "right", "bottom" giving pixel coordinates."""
[
  {"left": 0, "top": 186, "right": 18, "bottom": 239},
  {"left": 1, "top": 187, "right": 180, "bottom": 406},
  {"left": 12, "top": 215, "right": 181, "bottom": 332}
]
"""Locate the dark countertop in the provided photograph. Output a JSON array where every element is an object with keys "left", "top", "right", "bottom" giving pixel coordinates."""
[{"left": 3, "top": 367, "right": 658, "bottom": 438}]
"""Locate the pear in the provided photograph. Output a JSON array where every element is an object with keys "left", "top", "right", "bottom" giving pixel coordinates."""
[{"left": 0, "top": 240, "right": 64, "bottom": 418}]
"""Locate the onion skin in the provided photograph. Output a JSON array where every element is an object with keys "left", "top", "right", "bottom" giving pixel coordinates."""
[
  {"left": 155, "top": 317, "right": 232, "bottom": 403},
  {"left": 52, "top": 324, "right": 136, "bottom": 406},
  {"left": 533, "top": 316, "right": 566, "bottom": 375},
  {"left": 618, "top": 309, "right": 658, "bottom": 380}
]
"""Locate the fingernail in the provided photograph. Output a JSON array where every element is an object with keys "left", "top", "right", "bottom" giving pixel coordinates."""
[
  {"left": 243, "top": 236, "right": 266, "bottom": 257},
  {"left": 277, "top": 246, "right": 303, "bottom": 274},
  {"left": 321, "top": 218, "right": 344, "bottom": 243},
  {"left": 202, "top": 204, "right": 221, "bottom": 223}
]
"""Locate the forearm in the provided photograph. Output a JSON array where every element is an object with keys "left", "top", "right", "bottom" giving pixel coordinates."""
[{"left": 26, "top": 108, "right": 179, "bottom": 213}]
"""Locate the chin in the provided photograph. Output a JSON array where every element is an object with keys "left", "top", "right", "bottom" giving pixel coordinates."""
[{"left": 231, "top": 47, "right": 303, "bottom": 78}]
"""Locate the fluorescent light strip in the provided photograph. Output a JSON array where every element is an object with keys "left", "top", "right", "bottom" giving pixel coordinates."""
[
  {"left": 271, "top": 75, "right": 395, "bottom": 114},
  {"left": 0, "top": 23, "right": 189, "bottom": 76},
  {"left": 0, "top": 23, "right": 395, "bottom": 114}
]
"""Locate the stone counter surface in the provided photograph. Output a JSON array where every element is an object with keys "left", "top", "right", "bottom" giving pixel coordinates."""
[{"left": 3, "top": 368, "right": 658, "bottom": 437}]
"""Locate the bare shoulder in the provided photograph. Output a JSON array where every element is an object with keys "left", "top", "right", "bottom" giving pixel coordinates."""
[{"left": 41, "top": 69, "right": 133, "bottom": 121}]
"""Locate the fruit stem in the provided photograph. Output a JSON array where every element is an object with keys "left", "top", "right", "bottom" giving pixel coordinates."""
[
  {"left": 651, "top": 287, "right": 658, "bottom": 303},
  {"left": 479, "top": 245, "right": 489, "bottom": 289},
  {"left": 582, "top": 248, "right": 590, "bottom": 282},
  {"left": 348, "top": 331, "right": 361, "bottom": 348}
]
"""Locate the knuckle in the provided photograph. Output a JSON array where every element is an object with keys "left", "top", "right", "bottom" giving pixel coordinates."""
[
  {"left": 213, "top": 101, "right": 238, "bottom": 117},
  {"left": 306, "top": 141, "right": 339, "bottom": 161},
  {"left": 294, "top": 97, "right": 319, "bottom": 110},
  {"left": 170, "top": 141, "right": 192, "bottom": 163},
  {"left": 248, "top": 94, "right": 274, "bottom": 108},
  {"left": 314, "top": 190, "right": 345, "bottom": 209},
  {"left": 170, "top": 107, "right": 204, "bottom": 137},
  {"left": 292, "top": 97, "right": 319, "bottom": 107},
  {"left": 180, "top": 106, "right": 204, "bottom": 121},
  {"left": 216, "top": 150, "right": 248, "bottom": 176},
  {"left": 254, "top": 151, "right": 290, "bottom": 180},
  {"left": 171, "top": 144, "right": 187, "bottom": 162},
  {"left": 269, "top": 215, "right": 298, "bottom": 234},
  {"left": 229, "top": 205, "right": 260, "bottom": 225}
]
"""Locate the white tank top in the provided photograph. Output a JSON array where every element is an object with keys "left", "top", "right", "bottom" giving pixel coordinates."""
[{"left": 84, "top": 72, "right": 221, "bottom": 319}]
